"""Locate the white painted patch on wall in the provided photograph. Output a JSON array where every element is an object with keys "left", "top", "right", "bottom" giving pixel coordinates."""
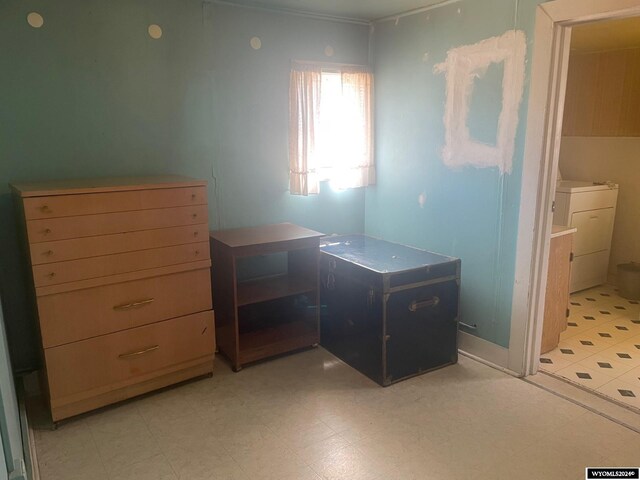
[
  {"left": 27, "top": 12, "right": 44, "bottom": 28},
  {"left": 148, "top": 24, "right": 162, "bottom": 39},
  {"left": 434, "top": 30, "right": 526, "bottom": 174},
  {"left": 418, "top": 192, "right": 427, "bottom": 208},
  {"left": 324, "top": 46, "right": 334, "bottom": 57},
  {"left": 250, "top": 36, "right": 262, "bottom": 50}
]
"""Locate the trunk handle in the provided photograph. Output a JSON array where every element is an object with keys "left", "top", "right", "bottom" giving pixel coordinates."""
[{"left": 408, "top": 296, "right": 440, "bottom": 312}]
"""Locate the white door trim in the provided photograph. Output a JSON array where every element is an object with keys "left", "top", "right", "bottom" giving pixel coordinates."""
[{"left": 508, "top": 0, "right": 640, "bottom": 376}]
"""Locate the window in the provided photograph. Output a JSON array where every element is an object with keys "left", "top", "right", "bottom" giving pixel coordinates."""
[{"left": 288, "top": 64, "right": 374, "bottom": 195}]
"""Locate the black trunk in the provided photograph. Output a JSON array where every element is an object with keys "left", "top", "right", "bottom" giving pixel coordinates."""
[{"left": 320, "top": 235, "right": 461, "bottom": 386}]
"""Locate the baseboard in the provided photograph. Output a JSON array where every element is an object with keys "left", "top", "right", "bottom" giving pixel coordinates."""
[
  {"left": 458, "top": 350, "right": 521, "bottom": 377},
  {"left": 458, "top": 330, "right": 509, "bottom": 369}
]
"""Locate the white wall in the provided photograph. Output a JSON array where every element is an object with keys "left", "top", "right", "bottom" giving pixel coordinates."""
[{"left": 559, "top": 136, "right": 640, "bottom": 282}]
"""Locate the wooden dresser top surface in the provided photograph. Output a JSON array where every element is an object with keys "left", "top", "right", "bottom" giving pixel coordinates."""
[
  {"left": 10, "top": 175, "right": 206, "bottom": 197},
  {"left": 209, "top": 223, "right": 324, "bottom": 249}
]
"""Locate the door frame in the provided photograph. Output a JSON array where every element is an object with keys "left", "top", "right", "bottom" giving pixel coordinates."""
[{"left": 508, "top": 0, "right": 640, "bottom": 376}]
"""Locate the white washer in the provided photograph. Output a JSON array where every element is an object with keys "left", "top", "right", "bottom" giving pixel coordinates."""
[{"left": 553, "top": 181, "right": 619, "bottom": 292}]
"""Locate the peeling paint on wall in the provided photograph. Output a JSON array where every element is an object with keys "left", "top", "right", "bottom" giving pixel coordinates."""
[{"left": 434, "top": 30, "right": 526, "bottom": 174}]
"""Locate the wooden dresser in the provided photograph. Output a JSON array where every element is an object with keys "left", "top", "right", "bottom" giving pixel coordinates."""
[{"left": 10, "top": 176, "right": 215, "bottom": 422}]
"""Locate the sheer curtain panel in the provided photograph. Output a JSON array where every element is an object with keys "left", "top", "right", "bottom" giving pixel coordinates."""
[
  {"left": 289, "top": 67, "right": 322, "bottom": 196},
  {"left": 289, "top": 63, "right": 374, "bottom": 195}
]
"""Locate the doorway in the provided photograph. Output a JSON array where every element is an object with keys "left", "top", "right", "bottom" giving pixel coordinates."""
[
  {"left": 509, "top": 0, "right": 640, "bottom": 405},
  {"left": 537, "top": 17, "right": 640, "bottom": 409}
]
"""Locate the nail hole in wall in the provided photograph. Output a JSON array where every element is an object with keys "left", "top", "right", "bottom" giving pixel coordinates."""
[
  {"left": 27, "top": 12, "right": 44, "bottom": 28},
  {"left": 250, "top": 36, "right": 262, "bottom": 50},
  {"left": 324, "top": 46, "right": 334, "bottom": 57},
  {"left": 148, "top": 24, "right": 162, "bottom": 39}
]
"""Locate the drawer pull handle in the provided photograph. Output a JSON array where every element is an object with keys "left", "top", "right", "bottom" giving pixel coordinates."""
[
  {"left": 113, "top": 298, "right": 155, "bottom": 311},
  {"left": 43, "top": 228, "right": 52, "bottom": 235},
  {"left": 408, "top": 296, "right": 440, "bottom": 312},
  {"left": 118, "top": 345, "right": 159, "bottom": 359},
  {"left": 40, "top": 205, "right": 52, "bottom": 213},
  {"left": 191, "top": 193, "right": 197, "bottom": 200},
  {"left": 194, "top": 231, "right": 199, "bottom": 237},
  {"left": 44, "top": 250, "right": 54, "bottom": 256},
  {"left": 195, "top": 250, "right": 200, "bottom": 255},
  {"left": 47, "top": 272, "right": 56, "bottom": 278}
]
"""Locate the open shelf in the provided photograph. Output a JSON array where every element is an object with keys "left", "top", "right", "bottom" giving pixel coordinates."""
[
  {"left": 210, "top": 223, "right": 323, "bottom": 371},
  {"left": 237, "top": 274, "right": 316, "bottom": 307},
  {"left": 239, "top": 320, "right": 319, "bottom": 365}
]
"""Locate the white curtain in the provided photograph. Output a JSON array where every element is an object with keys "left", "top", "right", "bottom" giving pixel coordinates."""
[
  {"left": 289, "top": 64, "right": 375, "bottom": 195},
  {"left": 289, "top": 67, "right": 322, "bottom": 196}
]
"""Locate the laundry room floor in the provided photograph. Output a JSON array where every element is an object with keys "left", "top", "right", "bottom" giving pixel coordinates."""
[{"left": 539, "top": 284, "right": 640, "bottom": 410}]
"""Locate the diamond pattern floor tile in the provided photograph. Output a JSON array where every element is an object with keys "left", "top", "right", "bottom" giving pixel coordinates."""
[
  {"left": 554, "top": 365, "right": 614, "bottom": 389},
  {"left": 540, "top": 285, "right": 640, "bottom": 412},
  {"left": 596, "top": 379, "right": 640, "bottom": 410}
]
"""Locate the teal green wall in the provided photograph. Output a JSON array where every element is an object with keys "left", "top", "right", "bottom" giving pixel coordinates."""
[
  {"left": 0, "top": 0, "right": 369, "bottom": 370},
  {"left": 0, "top": 0, "right": 545, "bottom": 368},
  {"left": 209, "top": 5, "right": 369, "bottom": 232},
  {"left": 365, "top": 0, "right": 541, "bottom": 348}
]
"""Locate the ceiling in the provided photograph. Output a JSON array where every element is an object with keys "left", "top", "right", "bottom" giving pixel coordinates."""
[
  {"left": 572, "top": 16, "right": 640, "bottom": 52},
  {"left": 217, "top": 0, "right": 451, "bottom": 22}
]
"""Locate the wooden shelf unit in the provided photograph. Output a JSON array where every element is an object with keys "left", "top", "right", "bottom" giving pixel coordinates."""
[
  {"left": 237, "top": 273, "right": 316, "bottom": 307},
  {"left": 239, "top": 320, "right": 319, "bottom": 365},
  {"left": 209, "top": 223, "right": 324, "bottom": 371}
]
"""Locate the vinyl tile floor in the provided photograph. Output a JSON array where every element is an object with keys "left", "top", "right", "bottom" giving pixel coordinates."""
[
  {"left": 31, "top": 349, "right": 640, "bottom": 480},
  {"left": 539, "top": 284, "right": 640, "bottom": 411}
]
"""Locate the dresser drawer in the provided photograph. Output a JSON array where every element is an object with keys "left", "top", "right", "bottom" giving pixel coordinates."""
[
  {"left": 38, "top": 268, "right": 212, "bottom": 347},
  {"left": 30, "top": 224, "right": 209, "bottom": 265},
  {"left": 45, "top": 311, "right": 215, "bottom": 403},
  {"left": 27, "top": 205, "right": 208, "bottom": 243},
  {"left": 33, "top": 242, "right": 210, "bottom": 287},
  {"left": 23, "top": 186, "right": 207, "bottom": 220}
]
